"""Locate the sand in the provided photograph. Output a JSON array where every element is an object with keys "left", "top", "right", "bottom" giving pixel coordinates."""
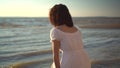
[{"left": 10, "top": 59, "right": 120, "bottom": 68}]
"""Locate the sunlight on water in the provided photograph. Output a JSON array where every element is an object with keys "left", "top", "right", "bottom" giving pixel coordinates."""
[{"left": 0, "top": 17, "right": 120, "bottom": 68}]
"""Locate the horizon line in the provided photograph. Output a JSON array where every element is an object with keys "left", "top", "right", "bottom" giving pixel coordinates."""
[{"left": 0, "top": 16, "right": 120, "bottom": 18}]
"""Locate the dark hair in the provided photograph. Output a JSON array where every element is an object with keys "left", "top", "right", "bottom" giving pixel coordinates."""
[{"left": 49, "top": 4, "right": 73, "bottom": 27}]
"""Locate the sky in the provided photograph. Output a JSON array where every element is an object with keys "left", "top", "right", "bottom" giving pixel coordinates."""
[{"left": 0, "top": 0, "right": 120, "bottom": 17}]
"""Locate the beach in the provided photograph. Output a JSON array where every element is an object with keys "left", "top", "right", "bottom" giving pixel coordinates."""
[
  {"left": 10, "top": 59, "right": 120, "bottom": 68},
  {"left": 0, "top": 17, "right": 120, "bottom": 68}
]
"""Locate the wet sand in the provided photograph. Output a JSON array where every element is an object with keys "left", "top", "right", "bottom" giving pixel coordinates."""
[{"left": 10, "top": 59, "right": 120, "bottom": 68}]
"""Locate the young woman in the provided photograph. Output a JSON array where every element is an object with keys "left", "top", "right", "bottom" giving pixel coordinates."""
[{"left": 49, "top": 4, "right": 91, "bottom": 68}]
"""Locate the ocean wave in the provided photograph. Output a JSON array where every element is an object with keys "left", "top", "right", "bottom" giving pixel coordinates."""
[
  {"left": 0, "top": 50, "right": 52, "bottom": 62},
  {"left": 84, "top": 38, "right": 120, "bottom": 48},
  {"left": 9, "top": 58, "right": 120, "bottom": 68},
  {"left": 0, "top": 23, "right": 24, "bottom": 28},
  {"left": 10, "top": 58, "right": 52, "bottom": 68},
  {"left": 0, "top": 23, "right": 49, "bottom": 29},
  {"left": 91, "top": 58, "right": 120, "bottom": 68}
]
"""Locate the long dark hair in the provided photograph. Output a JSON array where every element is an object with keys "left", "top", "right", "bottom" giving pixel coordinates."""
[{"left": 49, "top": 4, "right": 73, "bottom": 27}]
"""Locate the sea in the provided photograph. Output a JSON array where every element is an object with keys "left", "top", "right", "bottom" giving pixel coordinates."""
[{"left": 0, "top": 17, "right": 120, "bottom": 68}]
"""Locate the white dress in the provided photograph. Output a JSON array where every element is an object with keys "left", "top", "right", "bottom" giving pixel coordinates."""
[{"left": 50, "top": 27, "right": 91, "bottom": 68}]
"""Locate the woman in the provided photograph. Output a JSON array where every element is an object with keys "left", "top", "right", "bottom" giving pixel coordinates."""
[{"left": 49, "top": 4, "right": 91, "bottom": 68}]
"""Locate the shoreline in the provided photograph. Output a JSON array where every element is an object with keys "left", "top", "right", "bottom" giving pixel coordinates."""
[
  {"left": 10, "top": 59, "right": 120, "bottom": 68},
  {"left": 91, "top": 59, "right": 120, "bottom": 68},
  {"left": 92, "top": 58, "right": 120, "bottom": 64}
]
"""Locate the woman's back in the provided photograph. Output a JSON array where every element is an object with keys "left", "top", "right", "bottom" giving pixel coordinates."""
[
  {"left": 52, "top": 25, "right": 84, "bottom": 51},
  {"left": 56, "top": 25, "right": 78, "bottom": 33},
  {"left": 50, "top": 26, "right": 91, "bottom": 68}
]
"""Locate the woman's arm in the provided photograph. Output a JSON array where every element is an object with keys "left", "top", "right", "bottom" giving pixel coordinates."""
[{"left": 51, "top": 40, "right": 60, "bottom": 68}]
